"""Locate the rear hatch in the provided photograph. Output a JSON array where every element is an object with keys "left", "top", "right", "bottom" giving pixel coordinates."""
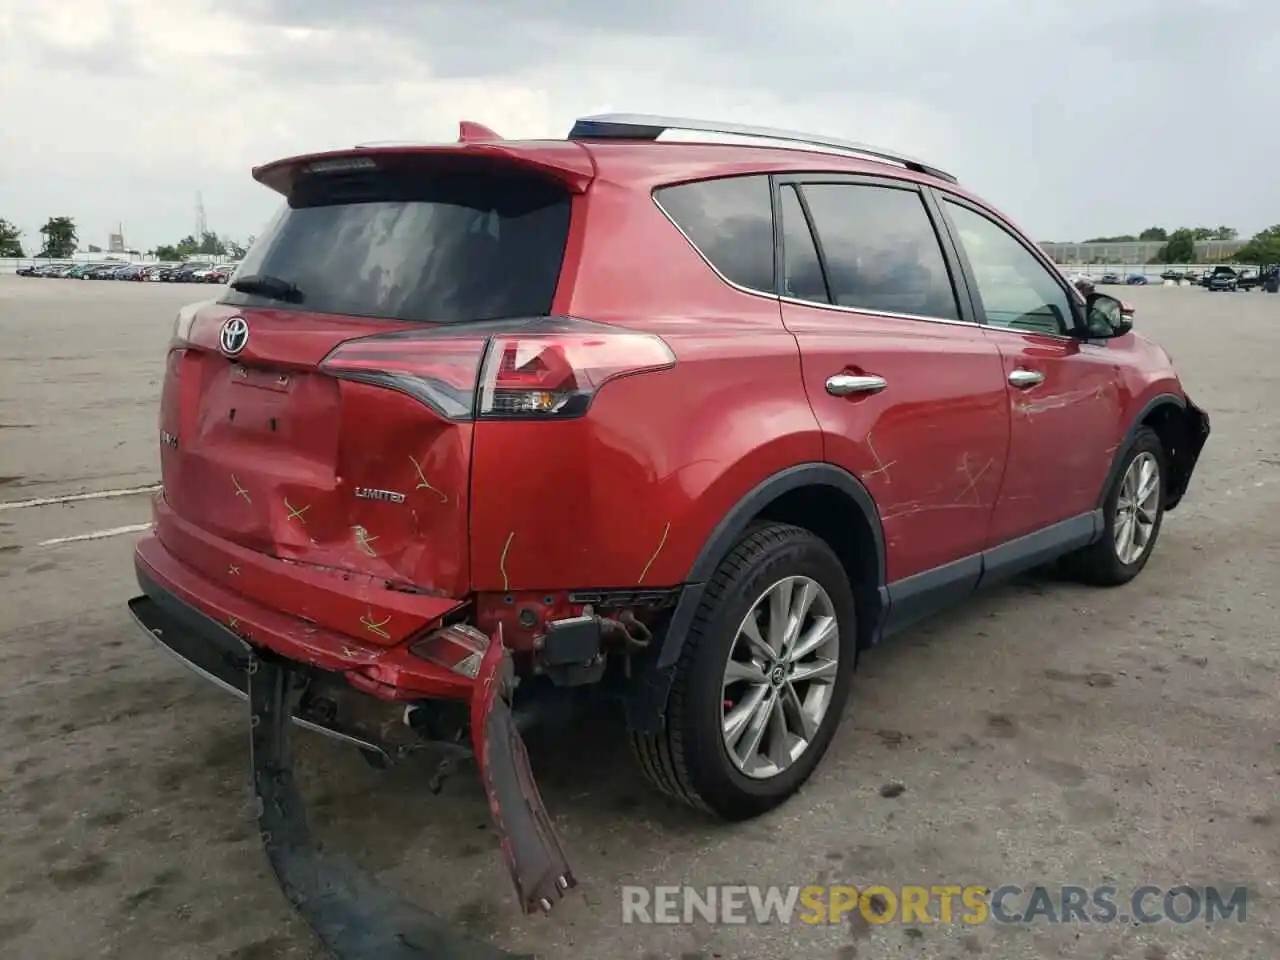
[{"left": 156, "top": 147, "right": 587, "bottom": 643}]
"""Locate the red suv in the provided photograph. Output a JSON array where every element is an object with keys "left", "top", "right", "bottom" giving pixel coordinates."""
[{"left": 128, "top": 114, "right": 1208, "bottom": 943}]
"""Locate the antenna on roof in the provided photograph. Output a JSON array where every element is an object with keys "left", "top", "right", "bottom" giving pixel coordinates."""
[
  {"left": 458, "top": 121, "right": 503, "bottom": 143},
  {"left": 567, "top": 113, "right": 957, "bottom": 183}
]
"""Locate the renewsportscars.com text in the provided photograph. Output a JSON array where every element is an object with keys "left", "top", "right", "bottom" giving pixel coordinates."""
[{"left": 621, "top": 884, "right": 1248, "bottom": 926}]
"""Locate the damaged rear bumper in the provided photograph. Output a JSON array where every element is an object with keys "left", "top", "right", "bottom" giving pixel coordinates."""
[{"left": 129, "top": 545, "right": 576, "bottom": 957}]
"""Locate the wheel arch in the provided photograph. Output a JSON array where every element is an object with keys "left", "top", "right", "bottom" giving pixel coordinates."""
[
  {"left": 667, "top": 463, "right": 887, "bottom": 667},
  {"left": 1097, "top": 392, "right": 1187, "bottom": 512},
  {"left": 624, "top": 463, "right": 888, "bottom": 735}
]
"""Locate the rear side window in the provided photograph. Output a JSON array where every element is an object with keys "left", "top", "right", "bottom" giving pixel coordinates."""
[
  {"left": 799, "top": 183, "right": 960, "bottom": 322},
  {"left": 223, "top": 164, "right": 571, "bottom": 323},
  {"left": 655, "top": 175, "right": 775, "bottom": 293}
]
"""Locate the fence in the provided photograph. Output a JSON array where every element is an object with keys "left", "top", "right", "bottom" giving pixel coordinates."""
[
  {"left": 1, "top": 255, "right": 242, "bottom": 275},
  {"left": 1060, "top": 264, "right": 1260, "bottom": 282}
]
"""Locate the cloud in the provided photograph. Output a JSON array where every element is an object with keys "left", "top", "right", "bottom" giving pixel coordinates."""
[{"left": 0, "top": 0, "right": 1274, "bottom": 251}]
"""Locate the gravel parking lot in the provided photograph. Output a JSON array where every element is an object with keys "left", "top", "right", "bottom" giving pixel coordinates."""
[{"left": 1, "top": 276, "right": 1277, "bottom": 960}]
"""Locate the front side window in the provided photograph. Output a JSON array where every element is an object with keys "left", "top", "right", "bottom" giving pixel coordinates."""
[
  {"left": 655, "top": 175, "right": 776, "bottom": 293},
  {"left": 799, "top": 183, "right": 960, "bottom": 322},
  {"left": 942, "top": 200, "right": 1075, "bottom": 336}
]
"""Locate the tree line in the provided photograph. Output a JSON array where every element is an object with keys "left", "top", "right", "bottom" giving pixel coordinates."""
[
  {"left": 0, "top": 215, "right": 251, "bottom": 261},
  {"left": 1050, "top": 224, "right": 1280, "bottom": 265}
]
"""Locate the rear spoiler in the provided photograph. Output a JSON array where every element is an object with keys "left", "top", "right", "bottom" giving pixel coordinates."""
[{"left": 252, "top": 122, "right": 596, "bottom": 196}]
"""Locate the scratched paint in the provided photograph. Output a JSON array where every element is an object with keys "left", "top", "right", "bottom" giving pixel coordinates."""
[
  {"left": 498, "top": 532, "right": 515, "bottom": 591},
  {"left": 881, "top": 502, "right": 987, "bottom": 522},
  {"left": 410, "top": 456, "right": 450, "bottom": 504},
  {"left": 865, "top": 433, "right": 896, "bottom": 483},
  {"left": 360, "top": 610, "right": 391, "bottom": 639},
  {"left": 955, "top": 454, "right": 995, "bottom": 504},
  {"left": 284, "top": 498, "right": 311, "bottom": 524},
  {"left": 1016, "top": 385, "right": 1107, "bottom": 418},
  {"left": 637, "top": 521, "right": 672, "bottom": 584},
  {"left": 352, "top": 525, "right": 379, "bottom": 557}
]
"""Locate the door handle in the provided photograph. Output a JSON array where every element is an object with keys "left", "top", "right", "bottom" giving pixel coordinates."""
[
  {"left": 1007, "top": 368, "right": 1045, "bottom": 389},
  {"left": 826, "top": 374, "right": 887, "bottom": 397}
]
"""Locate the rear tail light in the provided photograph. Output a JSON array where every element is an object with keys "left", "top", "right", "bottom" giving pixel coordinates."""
[{"left": 319, "top": 317, "right": 675, "bottom": 421}]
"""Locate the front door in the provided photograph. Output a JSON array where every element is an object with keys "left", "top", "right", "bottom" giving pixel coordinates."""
[
  {"left": 935, "top": 194, "right": 1122, "bottom": 547},
  {"left": 775, "top": 176, "right": 1011, "bottom": 616}
]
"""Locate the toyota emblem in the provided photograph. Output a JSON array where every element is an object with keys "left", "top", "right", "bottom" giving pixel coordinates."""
[{"left": 219, "top": 316, "right": 249, "bottom": 357}]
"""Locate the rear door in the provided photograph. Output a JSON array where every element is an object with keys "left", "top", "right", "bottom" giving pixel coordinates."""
[
  {"left": 933, "top": 193, "right": 1121, "bottom": 547},
  {"left": 776, "top": 176, "right": 1010, "bottom": 618},
  {"left": 157, "top": 155, "right": 576, "bottom": 640}
]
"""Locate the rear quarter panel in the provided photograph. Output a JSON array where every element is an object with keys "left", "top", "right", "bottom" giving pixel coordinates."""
[{"left": 468, "top": 177, "right": 824, "bottom": 591}]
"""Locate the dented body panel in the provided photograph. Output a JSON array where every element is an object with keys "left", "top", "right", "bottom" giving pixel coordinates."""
[
  {"left": 981, "top": 327, "right": 1125, "bottom": 546},
  {"left": 780, "top": 300, "right": 1010, "bottom": 582},
  {"left": 164, "top": 303, "right": 472, "bottom": 599}
]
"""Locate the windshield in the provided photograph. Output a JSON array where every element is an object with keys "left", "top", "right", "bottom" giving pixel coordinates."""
[{"left": 221, "top": 162, "right": 572, "bottom": 323}]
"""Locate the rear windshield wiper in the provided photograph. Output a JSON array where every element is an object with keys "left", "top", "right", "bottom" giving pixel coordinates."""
[{"left": 230, "top": 274, "right": 304, "bottom": 304}]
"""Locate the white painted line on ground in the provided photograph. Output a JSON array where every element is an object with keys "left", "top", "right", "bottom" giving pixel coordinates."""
[
  {"left": 37, "top": 522, "right": 153, "bottom": 547},
  {"left": 0, "top": 483, "right": 161, "bottom": 512}
]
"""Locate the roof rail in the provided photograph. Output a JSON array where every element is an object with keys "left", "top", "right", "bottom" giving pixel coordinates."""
[{"left": 567, "top": 113, "right": 957, "bottom": 184}]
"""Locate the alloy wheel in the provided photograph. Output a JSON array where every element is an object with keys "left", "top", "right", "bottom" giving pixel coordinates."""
[
  {"left": 1114, "top": 451, "right": 1160, "bottom": 565},
  {"left": 720, "top": 576, "right": 840, "bottom": 780}
]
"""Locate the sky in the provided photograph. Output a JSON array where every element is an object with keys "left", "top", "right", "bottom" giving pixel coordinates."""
[{"left": 1, "top": 0, "right": 1275, "bottom": 253}]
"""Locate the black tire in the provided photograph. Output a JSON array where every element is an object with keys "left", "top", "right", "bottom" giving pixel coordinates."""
[
  {"left": 629, "top": 523, "right": 857, "bottom": 820},
  {"left": 1061, "top": 426, "right": 1166, "bottom": 586}
]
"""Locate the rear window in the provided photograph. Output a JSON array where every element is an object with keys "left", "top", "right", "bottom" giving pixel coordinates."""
[{"left": 222, "top": 163, "right": 572, "bottom": 323}]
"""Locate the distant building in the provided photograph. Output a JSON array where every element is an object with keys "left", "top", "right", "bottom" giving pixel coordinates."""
[
  {"left": 107, "top": 223, "right": 126, "bottom": 254},
  {"left": 1039, "top": 239, "right": 1246, "bottom": 264}
]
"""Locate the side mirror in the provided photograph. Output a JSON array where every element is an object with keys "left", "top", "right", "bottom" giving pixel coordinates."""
[{"left": 1083, "top": 292, "right": 1133, "bottom": 338}]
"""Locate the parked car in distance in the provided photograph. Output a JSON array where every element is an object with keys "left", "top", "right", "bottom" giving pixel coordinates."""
[
  {"left": 169, "top": 261, "right": 213, "bottom": 282},
  {"left": 190, "top": 264, "right": 237, "bottom": 283},
  {"left": 83, "top": 262, "right": 127, "bottom": 279},
  {"left": 1099, "top": 272, "right": 1122, "bottom": 284},
  {"left": 16, "top": 261, "right": 71, "bottom": 276},
  {"left": 64, "top": 262, "right": 111, "bottom": 279},
  {"left": 1206, "top": 266, "right": 1238, "bottom": 292},
  {"left": 1235, "top": 268, "right": 1264, "bottom": 291},
  {"left": 1126, "top": 274, "right": 1148, "bottom": 285},
  {"left": 202, "top": 262, "right": 239, "bottom": 284},
  {"left": 126, "top": 113, "right": 1211, "bottom": 945}
]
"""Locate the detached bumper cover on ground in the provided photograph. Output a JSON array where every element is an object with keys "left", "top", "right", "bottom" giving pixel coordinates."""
[{"left": 129, "top": 542, "right": 575, "bottom": 959}]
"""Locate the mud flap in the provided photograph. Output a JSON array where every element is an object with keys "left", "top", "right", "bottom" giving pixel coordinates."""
[
  {"left": 247, "top": 655, "right": 534, "bottom": 960},
  {"left": 470, "top": 629, "right": 577, "bottom": 914}
]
